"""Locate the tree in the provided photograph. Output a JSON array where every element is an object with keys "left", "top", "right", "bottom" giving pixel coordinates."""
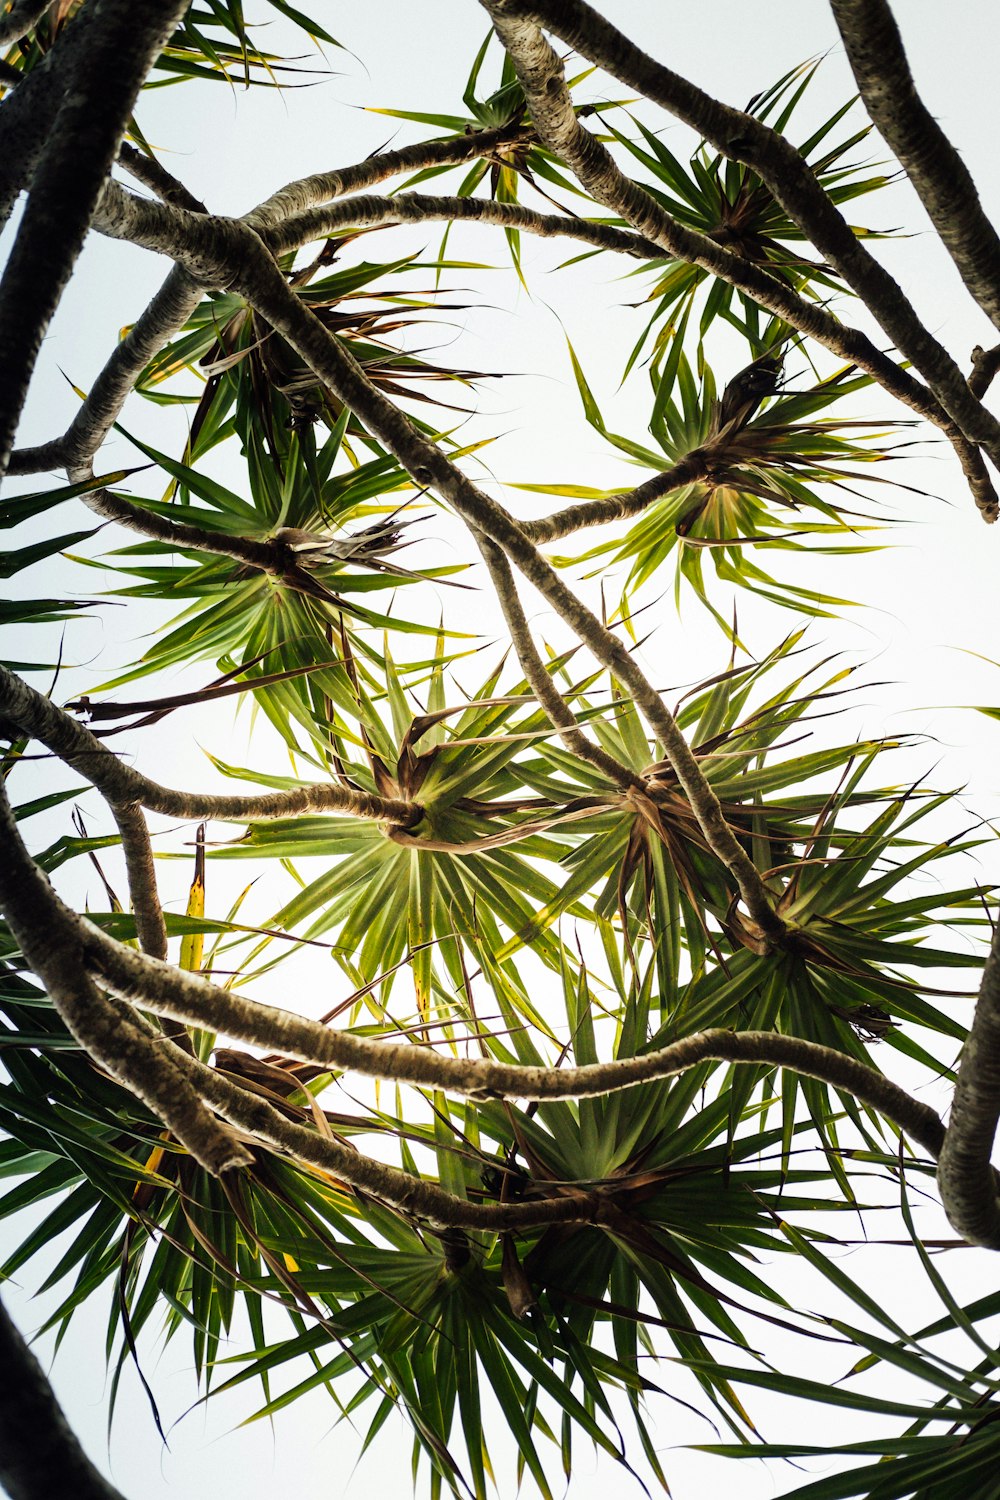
[{"left": 2, "top": 1, "right": 1000, "bottom": 1496}]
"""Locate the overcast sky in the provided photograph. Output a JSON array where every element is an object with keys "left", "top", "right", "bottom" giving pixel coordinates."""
[{"left": 5, "top": 4, "right": 1000, "bottom": 1498}]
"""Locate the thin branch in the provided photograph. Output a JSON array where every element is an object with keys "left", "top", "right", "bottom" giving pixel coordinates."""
[
  {"left": 110, "top": 801, "right": 167, "bottom": 959},
  {"left": 117, "top": 141, "right": 207, "bottom": 215},
  {"left": 7, "top": 265, "right": 202, "bottom": 476},
  {"left": 969, "top": 343, "right": 1000, "bottom": 402},
  {"left": 170, "top": 1045, "right": 612, "bottom": 1231},
  {"left": 0, "top": 1298, "right": 129, "bottom": 1500},
  {"left": 483, "top": 0, "right": 1000, "bottom": 520},
  {"left": 109, "top": 798, "right": 193, "bottom": 1054},
  {"left": 76, "top": 908, "right": 944, "bottom": 1159},
  {"left": 937, "top": 914, "right": 1000, "bottom": 1249},
  {"left": 0, "top": 0, "right": 191, "bottom": 477},
  {"left": 476, "top": 535, "right": 641, "bottom": 789},
  {"left": 830, "top": 0, "right": 1000, "bottom": 337},
  {"left": 0, "top": 786, "right": 251, "bottom": 1176},
  {"left": 0, "top": 663, "right": 421, "bottom": 826},
  {"left": 522, "top": 449, "right": 715, "bottom": 544}
]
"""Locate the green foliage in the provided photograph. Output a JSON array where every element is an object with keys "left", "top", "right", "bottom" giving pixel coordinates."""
[{"left": 1, "top": 15, "right": 996, "bottom": 1500}]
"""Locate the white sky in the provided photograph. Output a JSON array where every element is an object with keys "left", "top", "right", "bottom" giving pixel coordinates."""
[{"left": 5, "top": 3, "right": 1000, "bottom": 1498}]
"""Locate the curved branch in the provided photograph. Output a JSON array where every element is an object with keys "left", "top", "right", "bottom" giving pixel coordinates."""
[
  {"left": 170, "top": 1044, "right": 611, "bottom": 1231},
  {"left": 7, "top": 265, "right": 202, "bottom": 476},
  {"left": 937, "top": 916, "right": 1000, "bottom": 1249},
  {"left": 0, "top": 0, "right": 56, "bottom": 48},
  {"left": 75, "top": 909, "right": 943, "bottom": 1159},
  {"left": 522, "top": 449, "right": 715, "bottom": 544},
  {"left": 830, "top": 0, "right": 1000, "bottom": 338},
  {"left": 0, "top": 663, "right": 420, "bottom": 826},
  {"left": 246, "top": 120, "right": 544, "bottom": 231},
  {"left": 267, "top": 189, "right": 661, "bottom": 260}
]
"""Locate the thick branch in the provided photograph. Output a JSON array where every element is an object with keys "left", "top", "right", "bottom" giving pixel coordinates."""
[
  {"left": 246, "top": 121, "right": 544, "bottom": 231},
  {"left": 0, "top": 786, "right": 250, "bottom": 1175},
  {"left": 937, "top": 917, "right": 1000, "bottom": 1248},
  {"left": 0, "top": 2, "right": 89, "bottom": 228},
  {"left": 0, "top": 663, "right": 420, "bottom": 826},
  {"left": 484, "top": 0, "right": 1000, "bottom": 519},
  {"left": 267, "top": 189, "right": 661, "bottom": 260},
  {"left": 830, "top": 0, "right": 1000, "bottom": 337},
  {"left": 0, "top": 0, "right": 191, "bottom": 476},
  {"left": 0, "top": 1298, "right": 128, "bottom": 1500}
]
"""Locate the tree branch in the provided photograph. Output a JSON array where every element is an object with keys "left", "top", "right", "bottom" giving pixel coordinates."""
[
  {"left": 246, "top": 120, "right": 545, "bottom": 231},
  {"left": 117, "top": 141, "right": 207, "bottom": 215},
  {"left": 74, "top": 904, "right": 943, "bottom": 1158},
  {"left": 476, "top": 535, "right": 641, "bottom": 789},
  {"left": 522, "top": 449, "right": 716, "bottom": 544},
  {"left": 267, "top": 189, "right": 661, "bottom": 260},
  {"left": 7, "top": 265, "right": 202, "bottom": 476},
  {"left": 0, "top": 663, "right": 421, "bottom": 826},
  {"left": 0, "top": 0, "right": 191, "bottom": 477},
  {"left": 829, "top": 0, "right": 1000, "bottom": 338},
  {"left": 0, "top": 0, "right": 56, "bottom": 48},
  {"left": 0, "top": 1297, "right": 129, "bottom": 1500},
  {"left": 937, "top": 915, "right": 1000, "bottom": 1248}
]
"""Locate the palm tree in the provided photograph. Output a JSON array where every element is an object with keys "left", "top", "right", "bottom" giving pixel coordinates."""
[{"left": 2, "top": 3, "right": 1000, "bottom": 1497}]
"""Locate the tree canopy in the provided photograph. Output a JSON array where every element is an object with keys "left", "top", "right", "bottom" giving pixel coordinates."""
[{"left": 3, "top": 3, "right": 1000, "bottom": 1498}]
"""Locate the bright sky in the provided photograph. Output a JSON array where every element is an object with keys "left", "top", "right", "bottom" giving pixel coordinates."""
[{"left": 5, "top": 3, "right": 1000, "bottom": 1498}]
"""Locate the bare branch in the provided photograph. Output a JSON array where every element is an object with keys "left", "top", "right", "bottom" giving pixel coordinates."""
[
  {"left": 110, "top": 801, "right": 167, "bottom": 959},
  {"left": 937, "top": 915, "right": 1000, "bottom": 1248},
  {"left": 246, "top": 121, "right": 545, "bottom": 231},
  {"left": 76, "top": 908, "right": 943, "bottom": 1158},
  {"left": 267, "top": 189, "right": 661, "bottom": 260},
  {"left": 7, "top": 265, "right": 202, "bottom": 476},
  {"left": 0, "top": 663, "right": 421, "bottom": 826},
  {"left": 0, "top": 1298, "right": 129, "bottom": 1500},
  {"left": 0, "top": 0, "right": 56, "bottom": 48},
  {"left": 118, "top": 141, "right": 208, "bottom": 215},
  {"left": 522, "top": 450, "right": 716, "bottom": 544},
  {"left": 969, "top": 343, "right": 1000, "bottom": 402},
  {"left": 0, "top": 0, "right": 192, "bottom": 476},
  {"left": 830, "top": 0, "right": 1000, "bottom": 337}
]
